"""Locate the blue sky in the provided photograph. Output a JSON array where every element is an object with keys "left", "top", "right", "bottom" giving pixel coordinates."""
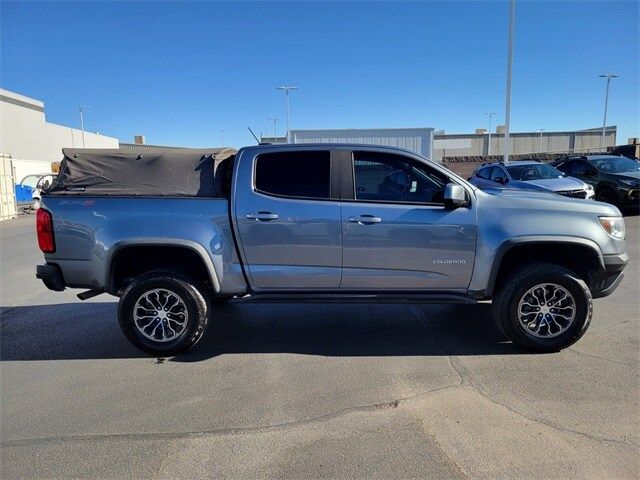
[{"left": 2, "top": 1, "right": 638, "bottom": 147}]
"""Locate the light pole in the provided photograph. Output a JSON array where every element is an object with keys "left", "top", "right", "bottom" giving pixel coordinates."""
[
  {"left": 79, "top": 105, "right": 90, "bottom": 148},
  {"left": 268, "top": 116, "right": 280, "bottom": 141},
  {"left": 598, "top": 73, "right": 618, "bottom": 148},
  {"left": 503, "top": 0, "right": 516, "bottom": 162},
  {"left": 484, "top": 112, "right": 497, "bottom": 156},
  {"left": 277, "top": 85, "right": 297, "bottom": 142},
  {"left": 539, "top": 129, "right": 545, "bottom": 152}
]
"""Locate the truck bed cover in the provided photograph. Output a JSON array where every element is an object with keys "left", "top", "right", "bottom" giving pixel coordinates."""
[{"left": 48, "top": 147, "right": 236, "bottom": 197}]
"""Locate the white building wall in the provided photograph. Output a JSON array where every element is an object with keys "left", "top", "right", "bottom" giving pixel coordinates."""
[{"left": 0, "top": 88, "right": 119, "bottom": 182}]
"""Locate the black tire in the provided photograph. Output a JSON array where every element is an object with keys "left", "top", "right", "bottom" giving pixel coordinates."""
[
  {"left": 492, "top": 263, "right": 592, "bottom": 352},
  {"left": 596, "top": 187, "right": 617, "bottom": 205},
  {"left": 118, "top": 273, "right": 210, "bottom": 356}
]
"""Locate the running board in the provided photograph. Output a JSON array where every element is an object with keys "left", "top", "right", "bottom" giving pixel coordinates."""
[
  {"left": 230, "top": 293, "right": 476, "bottom": 305},
  {"left": 77, "top": 288, "right": 105, "bottom": 301}
]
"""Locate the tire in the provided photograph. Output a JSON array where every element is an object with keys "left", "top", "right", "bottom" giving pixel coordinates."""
[
  {"left": 596, "top": 188, "right": 617, "bottom": 205},
  {"left": 118, "top": 273, "right": 210, "bottom": 356},
  {"left": 492, "top": 263, "right": 592, "bottom": 352}
]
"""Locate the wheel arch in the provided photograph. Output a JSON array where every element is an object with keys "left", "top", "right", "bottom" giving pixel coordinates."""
[
  {"left": 106, "top": 239, "right": 220, "bottom": 294},
  {"left": 485, "top": 237, "right": 603, "bottom": 298}
]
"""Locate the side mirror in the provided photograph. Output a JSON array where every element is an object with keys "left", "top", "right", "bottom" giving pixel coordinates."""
[
  {"left": 444, "top": 183, "right": 468, "bottom": 209},
  {"left": 494, "top": 176, "right": 508, "bottom": 184}
]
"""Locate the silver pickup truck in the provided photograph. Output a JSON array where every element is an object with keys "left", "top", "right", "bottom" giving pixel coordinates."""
[{"left": 36, "top": 144, "right": 628, "bottom": 355}]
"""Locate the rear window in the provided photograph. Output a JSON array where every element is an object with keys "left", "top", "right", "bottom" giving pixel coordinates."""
[{"left": 255, "top": 151, "right": 331, "bottom": 199}]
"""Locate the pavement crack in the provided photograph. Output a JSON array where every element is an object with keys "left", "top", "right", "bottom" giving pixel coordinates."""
[
  {"left": 404, "top": 304, "right": 637, "bottom": 448},
  {"left": 405, "top": 304, "right": 469, "bottom": 386},
  {"left": 567, "top": 347, "right": 635, "bottom": 368},
  {"left": 469, "top": 386, "right": 637, "bottom": 447},
  {"left": 1, "top": 384, "right": 459, "bottom": 449}
]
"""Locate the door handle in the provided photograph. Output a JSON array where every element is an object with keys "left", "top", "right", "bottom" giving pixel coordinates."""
[
  {"left": 247, "top": 211, "right": 279, "bottom": 221},
  {"left": 348, "top": 214, "right": 382, "bottom": 224}
]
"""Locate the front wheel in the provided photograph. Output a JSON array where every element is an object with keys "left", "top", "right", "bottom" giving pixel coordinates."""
[
  {"left": 596, "top": 188, "right": 617, "bottom": 205},
  {"left": 118, "top": 273, "right": 210, "bottom": 356},
  {"left": 492, "top": 263, "right": 592, "bottom": 352}
]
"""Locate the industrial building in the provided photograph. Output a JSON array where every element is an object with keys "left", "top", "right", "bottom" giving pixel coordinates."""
[
  {"left": 261, "top": 128, "right": 434, "bottom": 159},
  {"left": 0, "top": 88, "right": 119, "bottom": 219},
  {"left": 261, "top": 125, "right": 617, "bottom": 164},
  {"left": 433, "top": 125, "right": 617, "bottom": 162}
]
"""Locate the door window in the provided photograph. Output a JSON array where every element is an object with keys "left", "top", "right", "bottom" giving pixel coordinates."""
[
  {"left": 490, "top": 166, "right": 507, "bottom": 182},
  {"left": 476, "top": 167, "right": 493, "bottom": 179},
  {"left": 572, "top": 160, "right": 594, "bottom": 176},
  {"left": 255, "top": 151, "right": 331, "bottom": 199},
  {"left": 352, "top": 151, "right": 448, "bottom": 204},
  {"left": 554, "top": 161, "right": 572, "bottom": 174}
]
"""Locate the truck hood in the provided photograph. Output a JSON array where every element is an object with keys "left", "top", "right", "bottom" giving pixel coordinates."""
[
  {"left": 510, "top": 177, "right": 588, "bottom": 192},
  {"left": 479, "top": 187, "right": 620, "bottom": 215}
]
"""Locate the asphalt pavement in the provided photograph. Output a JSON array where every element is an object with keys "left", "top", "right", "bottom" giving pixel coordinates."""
[{"left": 1, "top": 213, "right": 638, "bottom": 479}]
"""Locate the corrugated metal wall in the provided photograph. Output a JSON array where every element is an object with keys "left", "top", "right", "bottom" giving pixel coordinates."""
[{"left": 290, "top": 128, "right": 434, "bottom": 160}]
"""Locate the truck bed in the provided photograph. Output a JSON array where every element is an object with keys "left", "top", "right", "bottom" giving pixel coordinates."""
[{"left": 40, "top": 196, "right": 247, "bottom": 294}]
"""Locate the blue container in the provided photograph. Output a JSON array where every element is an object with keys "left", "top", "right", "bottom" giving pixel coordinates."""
[{"left": 15, "top": 184, "right": 33, "bottom": 203}]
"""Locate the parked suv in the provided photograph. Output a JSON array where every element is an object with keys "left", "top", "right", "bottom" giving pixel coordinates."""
[
  {"left": 551, "top": 155, "right": 640, "bottom": 207},
  {"left": 469, "top": 161, "right": 595, "bottom": 199}
]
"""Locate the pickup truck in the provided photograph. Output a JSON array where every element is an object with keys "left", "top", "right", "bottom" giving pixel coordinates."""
[{"left": 36, "top": 144, "right": 628, "bottom": 356}]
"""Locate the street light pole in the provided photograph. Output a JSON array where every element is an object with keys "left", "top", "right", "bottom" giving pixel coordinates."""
[
  {"left": 598, "top": 73, "right": 618, "bottom": 148},
  {"left": 268, "top": 116, "right": 280, "bottom": 141},
  {"left": 79, "top": 105, "right": 90, "bottom": 148},
  {"left": 539, "top": 129, "right": 545, "bottom": 152},
  {"left": 503, "top": 0, "right": 516, "bottom": 162},
  {"left": 484, "top": 112, "right": 497, "bottom": 156},
  {"left": 277, "top": 85, "right": 297, "bottom": 142}
]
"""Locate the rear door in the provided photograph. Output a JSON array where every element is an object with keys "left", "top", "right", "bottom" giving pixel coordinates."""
[
  {"left": 340, "top": 149, "right": 477, "bottom": 290},
  {"left": 233, "top": 149, "right": 342, "bottom": 290}
]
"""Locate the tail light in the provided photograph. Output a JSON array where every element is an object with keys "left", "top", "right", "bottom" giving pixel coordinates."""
[{"left": 36, "top": 208, "right": 56, "bottom": 253}]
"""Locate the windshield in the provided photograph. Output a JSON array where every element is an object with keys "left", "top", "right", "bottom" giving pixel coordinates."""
[
  {"left": 19, "top": 175, "right": 42, "bottom": 188},
  {"left": 506, "top": 163, "right": 563, "bottom": 181},
  {"left": 590, "top": 156, "right": 640, "bottom": 173}
]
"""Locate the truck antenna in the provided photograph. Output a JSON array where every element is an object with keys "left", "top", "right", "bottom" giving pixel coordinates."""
[{"left": 247, "top": 126, "right": 260, "bottom": 144}]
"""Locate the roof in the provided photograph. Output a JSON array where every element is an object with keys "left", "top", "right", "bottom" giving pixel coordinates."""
[{"left": 241, "top": 142, "right": 425, "bottom": 157}]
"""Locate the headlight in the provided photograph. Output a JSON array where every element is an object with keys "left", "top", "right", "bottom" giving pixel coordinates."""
[
  {"left": 599, "top": 216, "right": 625, "bottom": 239},
  {"left": 585, "top": 184, "right": 594, "bottom": 191},
  {"left": 620, "top": 179, "right": 639, "bottom": 187}
]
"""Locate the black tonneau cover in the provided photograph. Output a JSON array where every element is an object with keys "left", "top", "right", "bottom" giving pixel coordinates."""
[{"left": 49, "top": 147, "right": 236, "bottom": 197}]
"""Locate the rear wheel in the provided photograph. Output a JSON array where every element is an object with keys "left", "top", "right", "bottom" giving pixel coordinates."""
[
  {"left": 492, "top": 263, "right": 592, "bottom": 351},
  {"left": 118, "top": 273, "right": 209, "bottom": 356}
]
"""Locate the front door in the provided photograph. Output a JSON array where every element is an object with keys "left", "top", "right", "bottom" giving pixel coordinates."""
[
  {"left": 234, "top": 149, "right": 342, "bottom": 290},
  {"left": 340, "top": 150, "right": 477, "bottom": 290}
]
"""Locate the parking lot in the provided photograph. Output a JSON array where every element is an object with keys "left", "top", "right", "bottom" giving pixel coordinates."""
[{"left": 1, "top": 212, "right": 638, "bottom": 479}]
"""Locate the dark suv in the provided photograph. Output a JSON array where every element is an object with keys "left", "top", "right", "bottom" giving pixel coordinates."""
[{"left": 551, "top": 155, "right": 640, "bottom": 207}]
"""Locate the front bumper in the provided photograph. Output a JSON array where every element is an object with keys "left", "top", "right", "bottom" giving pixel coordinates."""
[
  {"left": 590, "top": 252, "right": 628, "bottom": 299},
  {"left": 36, "top": 264, "right": 65, "bottom": 291}
]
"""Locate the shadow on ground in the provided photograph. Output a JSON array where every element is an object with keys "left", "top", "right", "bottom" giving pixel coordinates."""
[{"left": 1, "top": 301, "right": 525, "bottom": 362}]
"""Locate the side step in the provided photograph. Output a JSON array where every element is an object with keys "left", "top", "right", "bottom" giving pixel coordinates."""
[
  {"left": 230, "top": 293, "right": 476, "bottom": 305},
  {"left": 77, "top": 289, "right": 105, "bottom": 301}
]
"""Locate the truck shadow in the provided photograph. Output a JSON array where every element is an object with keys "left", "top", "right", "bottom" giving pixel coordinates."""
[{"left": 0, "top": 301, "right": 525, "bottom": 362}]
